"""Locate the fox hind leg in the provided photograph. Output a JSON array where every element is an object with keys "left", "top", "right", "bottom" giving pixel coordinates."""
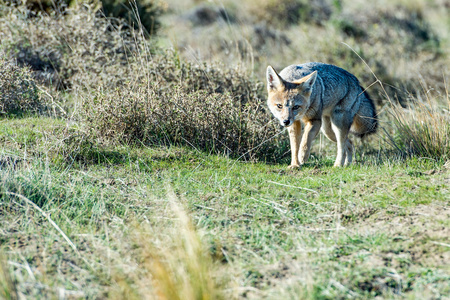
[
  {"left": 344, "top": 139, "right": 353, "bottom": 166},
  {"left": 321, "top": 116, "right": 336, "bottom": 142},
  {"left": 323, "top": 116, "right": 353, "bottom": 166},
  {"left": 330, "top": 109, "right": 353, "bottom": 167}
]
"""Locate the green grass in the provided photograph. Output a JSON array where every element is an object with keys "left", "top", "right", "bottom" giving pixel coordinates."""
[{"left": 1, "top": 118, "right": 449, "bottom": 299}]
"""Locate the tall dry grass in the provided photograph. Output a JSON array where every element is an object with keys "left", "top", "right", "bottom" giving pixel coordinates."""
[
  {"left": 385, "top": 84, "right": 450, "bottom": 161},
  {"left": 0, "top": 253, "right": 17, "bottom": 300},
  {"left": 110, "top": 191, "right": 227, "bottom": 300}
]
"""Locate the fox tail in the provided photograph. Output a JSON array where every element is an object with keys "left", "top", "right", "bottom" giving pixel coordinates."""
[{"left": 350, "top": 89, "right": 378, "bottom": 138}]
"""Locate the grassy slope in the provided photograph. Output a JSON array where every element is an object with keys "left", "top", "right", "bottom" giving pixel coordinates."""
[{"left": 1, "top": 118, "right": 449, "bottom": 299}]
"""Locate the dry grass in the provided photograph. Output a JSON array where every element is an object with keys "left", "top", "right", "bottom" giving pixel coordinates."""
[
  {"left": 143, "top": 191, "right": 223, "bottom": 300},
  {"left": 0, "top": 253, "right": 17, "bottom": 300},
  {"left": 106, "top": 191, "right": 227, "bottom": 300},
  {"left": 386, "top": 86, "right": 450, "bottom": 160}
]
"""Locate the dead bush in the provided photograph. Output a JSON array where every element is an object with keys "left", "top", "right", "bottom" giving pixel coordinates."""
[
  {"left": 0, "top": 55, "right": 44, "bottom": 117},
  {"left": 0, "top": 2, "right": 144, "bottom": 90}
]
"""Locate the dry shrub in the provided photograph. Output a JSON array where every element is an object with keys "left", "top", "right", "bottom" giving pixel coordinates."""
[
  {"left": 6, "top": 0, "right": 165, "bottom": 35},
  {"left": 82, "top": 82, "right": 287, "bottom": 161},
  {"left": 0, "top": 2, "right": 144, "bottom": 90},
  {"left": 0, "top": 54, "right": 43, "bottom": 117}
]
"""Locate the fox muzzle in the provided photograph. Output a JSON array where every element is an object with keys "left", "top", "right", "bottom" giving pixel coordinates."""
[{"left": 283, "top": 119, "right": 291, "bottom": 126}]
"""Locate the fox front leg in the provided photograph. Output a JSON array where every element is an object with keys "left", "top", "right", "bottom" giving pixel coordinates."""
[
  {"left": 299, "top": 119, "right": 321, "bottom": 165},
  {"left": 287, "top": 120, "right": 302, "bottom": 168}
]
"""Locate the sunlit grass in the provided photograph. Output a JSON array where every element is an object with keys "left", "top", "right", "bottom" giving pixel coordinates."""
[{"left": 386, "top": 86, "right": 450, "bottom": 161}]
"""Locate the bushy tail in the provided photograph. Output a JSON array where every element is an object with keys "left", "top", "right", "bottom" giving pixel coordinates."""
[{"left": 350, "top": 89, "right": 378, "bottom": 138}]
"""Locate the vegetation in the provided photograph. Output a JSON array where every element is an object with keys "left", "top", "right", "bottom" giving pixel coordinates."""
[
  {"left": 0, "top": 0, "right": 448, "bottom": 299},
  {"left": 0, "top": 54, "right": 43, "bottom": 117}
]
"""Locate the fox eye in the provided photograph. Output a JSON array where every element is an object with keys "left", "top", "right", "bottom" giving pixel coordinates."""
[
  {"left": 293, "top": 105, "right": 300, "bottom": 110},
  {"left": 276, "top": 104, "right": 282, "bottom": 109}
]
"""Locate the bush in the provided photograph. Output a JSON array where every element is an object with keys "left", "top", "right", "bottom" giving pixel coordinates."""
[
  {"left": 6, "top": 0, "right": 164, "bottom": 36},
  {"left": 145, "top": 50, "right": 264, "bottom": 103},
  {"left": 0, "top": 55, "right": 43, "bottom": 117},
  {"left": 82, "top": 82, "right": 288, "bottom": 161},
  {"left": 0, "top": 1, "right": 146, "bottom": 90}
]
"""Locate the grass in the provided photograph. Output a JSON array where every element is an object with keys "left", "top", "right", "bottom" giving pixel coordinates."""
[
  {"left": 1, "top": 118, "right": 449, "bottom": 299},
  {"left": 386, "top": 89, "right": 450, "bottom": 160}
]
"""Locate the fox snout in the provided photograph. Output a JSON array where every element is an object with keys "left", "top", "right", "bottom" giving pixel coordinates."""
[
  {"left": 282, "top": 119, "right": 292, "bottom": 127},
  {"left": 276, "top": 111, "right": 295, "bottom": 127}
]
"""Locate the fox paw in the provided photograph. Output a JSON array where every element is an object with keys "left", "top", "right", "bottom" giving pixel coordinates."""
[{"left": 287, "top": 164, "right": 301, "bottom": 169}]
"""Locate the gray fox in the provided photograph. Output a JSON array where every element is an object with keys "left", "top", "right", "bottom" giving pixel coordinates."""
[{"left": 266, "top": 63, "right": 377, "bottom": 167}]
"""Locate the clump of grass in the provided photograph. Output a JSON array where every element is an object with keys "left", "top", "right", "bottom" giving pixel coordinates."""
[
  {"left": 0, "top": 54, "right": 43, "bottom": 117},
  {"left": 110, "top": 191, "right": 225, "bottom": 300},
  {"left": 386, "top": 87, "right": 450, "bottom": 161}
]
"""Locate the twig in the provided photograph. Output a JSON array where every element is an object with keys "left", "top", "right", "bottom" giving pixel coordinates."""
[
  {"left": 266, "top": 181, "right": 324, "bottom": 210},
  {"left": 5, "top": 192, "right": 94, "bottom": 272},
  {"left": 267, "top": 180, "right": 319, "bottom": 195},
  {"left": 250, "top": 197, "right": 287, "bottom": 215},
  {"left": 6, "top": 192, "right": 77, "bottom": 251},
  {"left": 431, "top": 241, "right": 450, "bottom": 248},
  {"left": 37, "top": 86, "right": 67, "bottom": 116},
  {"left": 194, "top": 204, "right": 216, "bottom": 211}
]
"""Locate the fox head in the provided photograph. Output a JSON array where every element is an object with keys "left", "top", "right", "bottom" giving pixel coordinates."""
[{"left": 266, "top": 66, "right": 317, "bottom": 127}]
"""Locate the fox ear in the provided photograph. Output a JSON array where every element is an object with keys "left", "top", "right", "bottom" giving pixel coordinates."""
[
  {"left": 294, "top": 71, "right": 317, "bottom": 92},
  {"left": 266, "top": 66, "right": 283, "bottom": 91}
]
